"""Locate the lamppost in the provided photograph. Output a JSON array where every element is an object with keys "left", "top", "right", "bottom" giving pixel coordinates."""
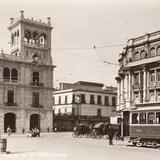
[{"left": 75, "top": 95, "right": 81, "bottom": 123}]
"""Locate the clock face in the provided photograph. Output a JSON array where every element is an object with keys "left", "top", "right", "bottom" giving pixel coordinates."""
[{"left": 32, "top": 53, "right": 41, "bottom": 63}]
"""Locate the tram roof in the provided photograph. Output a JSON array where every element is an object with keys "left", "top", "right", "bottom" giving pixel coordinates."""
[{"left": 132, "top": 106, "right": 160, "bottom": 112}]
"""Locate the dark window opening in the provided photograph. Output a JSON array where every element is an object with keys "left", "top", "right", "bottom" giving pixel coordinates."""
[
  {"left": 3, "top": 68, "right": 10, "bottom": 81},
  {"left": 58, "top": 96, "right": 61, "bottom": 104},
  {"left": 97, "top": 109, "right": 102, "bottom": 117},
  {"left": 72, "top": 94, "right": 75, "bottom": 104},
  {"left": 32, "top": 92, "right": 39, "bottom": 107},
  {"left": 11, "top": 69, "right": 18, "bottom": 82},
  {"left": 90, "top": 95, "right": 95, "bottom": 104},
  {"left": 7, "top": 90, "right": 14, "bottom": 105},
  {"left": 112, "top": 97, "right": 116, "bottom": 106},
  {"left": 81, "top": 94, "right": 86, "bottom": 104},
  {"left": 139, "top": 113, "right": 146, "bottom": 124},
  {"left": 148, "top": 112, "right": 155, "bottom": 124},
  {"left": 132, "top": 113, "right": 138, "bottom": 124},
  {"left": 65, "top": 95, "right": 68, "bottom": 104},
  {"left": 33, "top": 72, "right": 39, "bottom": 83},
  {"left": 105, "top": 96, "right": 109, "bottom": 106},
  {"left": 97, "top": 95, "right": 102, "bottom": 105}
]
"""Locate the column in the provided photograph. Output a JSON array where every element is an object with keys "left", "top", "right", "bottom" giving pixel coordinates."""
[
  {"left": 155, "top": 69, "right": 157, "bottom": 101},
  {"left": 126, "top": 74, "right": 129, "bottom": 100},
  {"left": 128, "top": 71, "right": 132, "bottom": 101},
  {"left": 143, "top": 67, "right": 147, "bottom": 102},
  {"left": 147, "top": 70, "right": 150, "bottom": 101},
  {"left": 117, "top": 79, "right": 121, "bottom": 106},
  {"left": 131, "top": 73, "right": 135, "bottom": 101},
  {"left": 139, "top": 72, "right": 141, "bottom": 103},
  {"left": 121, "top": 78, "right": 125, "bottom": 104}
]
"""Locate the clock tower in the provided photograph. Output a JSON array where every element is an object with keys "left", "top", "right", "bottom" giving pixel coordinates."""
[
  {"left": 0, "top": 11, "right": 55, "bottom": 133},
  {"left": 8, "top": 11, "right": 53, "bottom": 65}
]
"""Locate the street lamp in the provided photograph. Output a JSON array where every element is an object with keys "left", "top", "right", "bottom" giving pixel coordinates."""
[{"left": 75, "top": 95, "right": 81, "bottom": 123}]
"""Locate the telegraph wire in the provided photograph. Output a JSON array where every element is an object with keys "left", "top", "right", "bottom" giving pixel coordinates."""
[
  {"left": 53, "top": 49, "right": 103, "bottom": 62},
  {"left": 93, "top": 45, "right": 119, "bottom": 66},
  {"left": 52, "top": 43, "right": 124, "bottom": 50}
]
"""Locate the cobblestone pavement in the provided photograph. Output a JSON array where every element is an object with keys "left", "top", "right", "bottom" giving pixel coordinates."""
[{"left": 0, "top": 132, "right": 160, "bottom": 160}]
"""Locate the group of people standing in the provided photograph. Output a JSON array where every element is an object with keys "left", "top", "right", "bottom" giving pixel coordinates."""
[{"left": 27, "top": 128, "right": 40, "bottom": 137}]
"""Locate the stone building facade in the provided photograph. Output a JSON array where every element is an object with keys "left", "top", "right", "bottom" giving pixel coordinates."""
[
  {"left": 53, "top": 81, "right": 117, "bottom": 131},
  {"left": 116, "top": 31, "right": 160, "bottom": 136},
  {"left": 0, "top": 11, "right": 54, "bottom": 133}
]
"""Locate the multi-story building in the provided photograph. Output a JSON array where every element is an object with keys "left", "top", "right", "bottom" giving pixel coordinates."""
[
  {"left": 0, "top": 11, "right": 54, "bottom": 133},
  {"left": 116, "top": 31, "right": 160, "bottom": 136},
  {"left": 53, "top": 81, "right": 117, "bottom": 131}
]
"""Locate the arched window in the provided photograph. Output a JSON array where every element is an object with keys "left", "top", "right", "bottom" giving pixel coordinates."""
[
  {"left": 134, "top": 52, "right": 140, "bottom": 60},
  {"left": 157, "top": 47, "right": 160, "bottom": 55},
  {"left": 11, "top": 69, "right": 18, "bottom": 82},
  {"left": 150, "top": 48, "right": 156, "bottom": 57},
  {"left": 3, "top": 68, "right": 10, "bottom": 81},
  {"left": 140, "top": 50, "right": 147, "bottom": 59}
]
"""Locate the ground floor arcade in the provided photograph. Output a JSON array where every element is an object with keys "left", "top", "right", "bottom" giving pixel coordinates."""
[{"left": 0, "top": 107, "right": 53, "bottom": 133}]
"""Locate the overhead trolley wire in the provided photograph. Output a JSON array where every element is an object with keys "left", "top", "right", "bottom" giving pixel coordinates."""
[
  {"left": 93, "top": 45, "right": 119, "bottom": 66},
  {"left": 52, "top": 43, "right": 124, "bottom": 50}
]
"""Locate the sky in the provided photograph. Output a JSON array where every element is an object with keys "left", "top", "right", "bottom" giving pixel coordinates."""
[{"left": 0, "top": 0, "right": 160, "bottom": 88}]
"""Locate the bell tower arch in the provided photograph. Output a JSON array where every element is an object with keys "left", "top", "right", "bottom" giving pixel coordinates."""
[{"left": 8, "top": 11, "right": 53, "bottom": 65}]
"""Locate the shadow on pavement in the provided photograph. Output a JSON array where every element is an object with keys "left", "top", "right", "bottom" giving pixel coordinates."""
[{"left": 6, "top": 150, "right": 36, "bottom": 154}]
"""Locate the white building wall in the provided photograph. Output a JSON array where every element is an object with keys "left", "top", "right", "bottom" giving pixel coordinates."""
[{"left": 53, "top": 89, "right": 117, "bottom": 117}]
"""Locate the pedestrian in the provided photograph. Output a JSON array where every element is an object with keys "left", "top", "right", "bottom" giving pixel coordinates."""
[
  {"left": 22, "top": 128, "right": 25, "bottom": 134},
  {"left": 54, "top": 127, "right": 57, "bottom": 132},
  {"left": 36, "top": 128, "right": 40, "bottom": 137},
  {"left": 47, "top": 126, "right": 50, "bottom": 133},
  {"left": 108, "top": 124, "right": 114, "bottom": 145},
  {"left": 7, "top": 126, "right": 11, "bottom": 136}
]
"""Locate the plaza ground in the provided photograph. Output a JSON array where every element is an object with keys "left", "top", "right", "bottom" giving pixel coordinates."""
[{"left": 0, "top": 132, "right": 160, "bottom": 160}]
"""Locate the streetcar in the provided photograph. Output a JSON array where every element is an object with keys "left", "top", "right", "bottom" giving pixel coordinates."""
[{"left": 129, "top": 107, "right": 160, "bottom": 148}]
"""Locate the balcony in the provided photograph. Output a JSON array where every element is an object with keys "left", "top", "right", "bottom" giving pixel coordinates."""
[
  {"left": 30, "top": 81, "right": 44, "bottom": 87},
  {"left": 4, "top": 102, "right": 17, "bottom": 106},
  {"left": 31, "top": 104, "right": 43, "bottom": 108}
]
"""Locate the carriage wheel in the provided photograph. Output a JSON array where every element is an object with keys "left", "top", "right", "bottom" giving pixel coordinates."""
[
  {"left": 72, "top": 132, "right": 78, "bottom": 138},
  {"left": 85, "top": 133, "right": 91, "bottom": 138},
  {"left": 96, "top": 134, "right": 102, "bottom": 139},
  {"left": 78, "top": 133, "right": 83, "bottom": 138}
]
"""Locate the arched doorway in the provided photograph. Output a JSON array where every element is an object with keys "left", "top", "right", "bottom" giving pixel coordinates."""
[
  {"left": 30, "top": 114, "right": 40, "bottom": 130},
  {"left": 4, "top": 113, "right": 16, "bottom": 133}
]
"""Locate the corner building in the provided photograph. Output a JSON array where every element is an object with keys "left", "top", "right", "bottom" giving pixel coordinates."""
[
  {"left": 116, "top": 31, "right": 160, "bottom": 136},
  {"left": 0, "top": 11, "right": 54, "bottom": 133},
  {"left": 53, "top": 81, "right": 117, "bottom": 131}
]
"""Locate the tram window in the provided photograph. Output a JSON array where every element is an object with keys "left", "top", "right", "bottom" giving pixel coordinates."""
[
  {"left": 148, "top": 112, "right": 155, "bottom": 124},
  {"left": 156, "top": 112, "right": 160, "bottom": 124},
  {"left": 139, "top": 113, "right": 146, "bottom": 124},
  {"left": 132, "top": 113, "right": 138, "bottom": 124}
]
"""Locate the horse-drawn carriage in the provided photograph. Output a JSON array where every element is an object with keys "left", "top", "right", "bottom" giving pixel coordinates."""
[
  {"left": 72, "top": 124, "right": 90, "bottom": 138},
  {"left": 72, "top": 122, "right": 120, "bottom": 139},
  {"left": 90, "top": 122, "right": 108, "bottom": 139}
]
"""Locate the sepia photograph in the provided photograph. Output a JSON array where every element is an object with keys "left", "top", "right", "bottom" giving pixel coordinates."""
[{"left": 0, "top": 0, "right": 160, "bottom": 159}]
